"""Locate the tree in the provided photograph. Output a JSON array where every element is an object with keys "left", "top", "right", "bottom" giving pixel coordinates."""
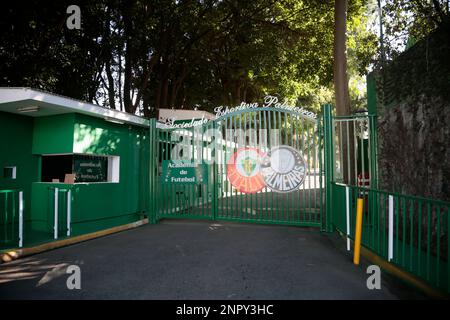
[
  {"left": 377, "top": 0, "right": 450, "bottom": 61},
  {"left": 0, "top": 0, "right": 107, "bottom": 101},
  {"left": 333, "top": 0, "right": 351, "bottom": 116},
  {"left": 0, "top": 0, "right": 377, "bottom": 116}
]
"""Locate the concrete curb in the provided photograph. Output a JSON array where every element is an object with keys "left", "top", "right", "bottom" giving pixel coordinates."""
[
  {"left": 0, "top": 218, "right": 149, "bottom": 264},
  {"left": 336, "top": 230, "right": 449, "bottom": 300}
]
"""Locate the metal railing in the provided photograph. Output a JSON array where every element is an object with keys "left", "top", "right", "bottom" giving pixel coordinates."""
[
  {"left": 332, "top": 182, "right": 450, "bottom": 293},
  {"left": 0, "top": 189, "right": 24, "bottom": 248},
  {"left": 48, "top": 187, "right": 72, "bottom": 239},
  {"left": 332, "top": 114, "right": 378, "bottom": 188}
]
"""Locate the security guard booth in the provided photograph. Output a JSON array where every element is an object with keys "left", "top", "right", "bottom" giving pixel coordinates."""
[{"left": 0, "top": 88, "right": 150, "bottom": 249}]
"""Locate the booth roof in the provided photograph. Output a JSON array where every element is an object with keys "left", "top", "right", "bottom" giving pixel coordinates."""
[{"left": 0, "top": 87, "right": 150, "bottom": 127}]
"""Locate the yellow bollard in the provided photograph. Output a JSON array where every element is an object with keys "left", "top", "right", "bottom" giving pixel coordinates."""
[{"left": 353, "top": 198, "right": 364, "bottom": 265}]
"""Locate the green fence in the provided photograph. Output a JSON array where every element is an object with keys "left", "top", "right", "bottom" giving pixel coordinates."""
[
  {"left": 326, "top": 106, "right": 450, "bottom": 295},
  {"left": 155, "top": 107, "right": 324, "bottom": 227},
  {"left": 155, "top": 123, "right": 215, "bottom": 221},
  {"left": 0, "top": 189, "right": 23, "bottom": 249},
  {"left": 0, "top": 187, "right": 73, "bottom": 250},
  {"left": 331, "top": 182, "right": 450, "bottom": 294},
  {"left": 331, "top": 113, "right": 378, "bottom": 188}
]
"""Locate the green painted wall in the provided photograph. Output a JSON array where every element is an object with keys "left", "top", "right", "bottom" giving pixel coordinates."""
[
  {"left": 73, "top": 114, "right": 149, "bottom": 226},
  {"left": 32, "top": 114, "right": 75, "bottom": 154},
  {"left": 29, "top": 113, "right": 150, "bottom": 240},
  {"left": 366, "top": 73, "right": 377, "bottom": 115},
  {"left": 0, "top": 112, "right": 39, "bottom": 248},
  {"left": 0, "top": 112, "right": 39, "bottom": 218}
]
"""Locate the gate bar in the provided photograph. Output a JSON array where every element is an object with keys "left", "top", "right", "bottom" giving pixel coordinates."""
[
  {"left": 388, "top": 195, "right": 394, "bottom": 261},
  {"left": 19, "top": 191, "right": 23, "bottom": 248},
  {"left": 54, "top": 188, "right": 58, "bottom": 239},
  {"left": 67, "top": 189, "right": 72, "bottom": 236},
  {"left": 346, "top": 186, "right": 351, "bottom": 251},
  {"left": 323, "top": 104, "right": 334, "bottom": 232}
]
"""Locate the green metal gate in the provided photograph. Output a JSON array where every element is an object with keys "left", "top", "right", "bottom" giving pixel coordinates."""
[{"left": 154, "top": 107, "right": 324, "bottom": 228}]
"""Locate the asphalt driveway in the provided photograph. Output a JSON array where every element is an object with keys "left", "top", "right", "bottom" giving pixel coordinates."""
[{"left": 0, "top": 220, "right": 425, "bottom": 299}]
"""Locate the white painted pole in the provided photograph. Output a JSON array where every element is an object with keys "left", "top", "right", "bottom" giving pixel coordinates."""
[
  {"left": 54, "top": 188, "right": 59, "bottom": 240},
  {"left": 19, "top": 191, "right": 23, "bottom": 248},
  {"left": 67, "top": 190, "right": 71, "bottom": 236},
  {"left": 388, "top": 195, "right": 394, "bottom": 262},
  {"left": 346, "top": 186, "right": 351, "bottom": 251}
]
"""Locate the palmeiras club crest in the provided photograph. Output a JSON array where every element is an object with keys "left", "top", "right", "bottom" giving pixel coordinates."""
[
  {"left": 260, "top": 145, "right": 307, "bottom": 193},
  {"left": 226, "top": 145, "right": 307, "bottom": 194}
]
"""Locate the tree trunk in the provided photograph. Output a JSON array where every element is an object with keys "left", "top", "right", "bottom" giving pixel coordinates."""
[
  {"left": 133, "top": 53, "right": 159, "bottom": 111},
  {"left": 235, "top": 82, "right": 241, "bottom": 104},
  {"left": 161, "top": 77, "right": 169, "bottom": 109},
  {"left": 103, "top": 7, "right": 116, "bottom": 110},
  {"left": 105, "top": 59, "right": 116, "bottom": 110},
  {"left": 333, "top": 0, "right": 351, "bottom": 116},
  {"left": 143, "top": 89, "right": 151, "bottom": 118},
  {"left": 122, "top": 1, "right": 134, "bottom": 114},
  {"left": 123, "top": 43, "right": 133, "bottom": 113},
  {"left": 118, "top": 48, "right": 123, "bottom": 112},
  {"left": 155, "top": 81, "right": 162, "bottom": 110},
  {"left": 334, "top": 0, "right": 355, "bottom": 184},
  {"left": 170, "top": 81, "right": 178, "bottom": 108}
]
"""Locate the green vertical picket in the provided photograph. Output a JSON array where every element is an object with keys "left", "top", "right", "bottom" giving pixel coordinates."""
[
  {"left": 212, "top": 121, "right": 218, "bottom": 220},
  {"left": 148, "top": 118, "right": 157, "bottom": 224},
  {"left": 323, "top": 104, "right": 333, "bottom": 232},
  {"left": 448, "top": 207, "right": 450, "bottom": 293}
]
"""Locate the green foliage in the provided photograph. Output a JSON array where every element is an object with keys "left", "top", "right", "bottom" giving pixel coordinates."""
[
  {"left": 0, "top": 0, "right": 378, "bottom": 115},
  {"left": 0, "top": 0, "right": 107, "bottom": 101},
  {"left": 377, "top": 0, "right": 450, "bottom": 60}
]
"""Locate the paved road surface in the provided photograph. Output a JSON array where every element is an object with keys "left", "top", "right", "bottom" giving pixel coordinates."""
[{"left": 0, "top": 221, "right": 425, "bottom": 299}]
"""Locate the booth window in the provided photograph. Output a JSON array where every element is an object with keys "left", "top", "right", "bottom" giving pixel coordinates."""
[
  {"left": 41, "top": 155, "right": 73, "bottom": 183},
  {"left": 3, "top": 166, "right": 17, "bottom": 179},
  {"left": 41, "top": 154, "right": 120, "bottom": 183}
]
